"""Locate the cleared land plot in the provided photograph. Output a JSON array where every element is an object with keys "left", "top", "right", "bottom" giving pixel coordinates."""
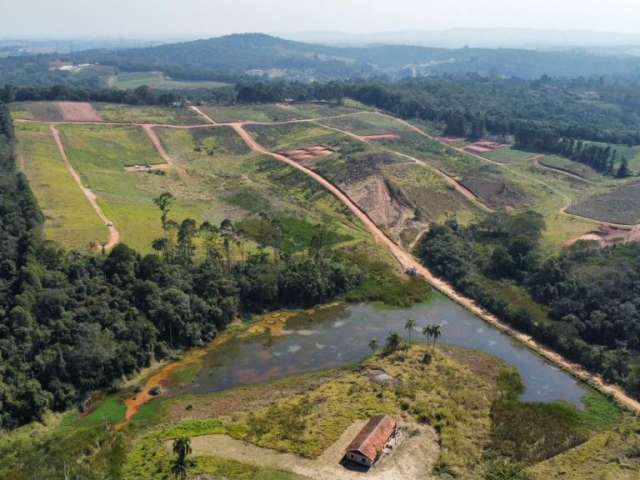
[
  {"left": 199, "top": 103, "right": 359, "bottom": 123},
  {"left": 567, "top": 181, "right": 640, "bottom": 225},
  {"left": 108, "top": 71, "right": 230, "bottom": 90},
  {"left": 58, "top": 124, "right": 212, "bottom": 251},
  {"left": 14, "top": 123, "right": 108, "bottom": 250},
  {"left": 10, "top": 101, "right": 64, "bottom": 122},
  {"left": 92, "top": 103, "right": 203, "bottom": 125}
]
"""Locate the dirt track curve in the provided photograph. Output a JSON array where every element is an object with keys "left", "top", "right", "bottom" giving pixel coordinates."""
[
  {"left": 50, "top": 125, "right": 120, "bottom": 251},
  {"left": 233, "top": 122, "right": 640, "bottom": 415}
]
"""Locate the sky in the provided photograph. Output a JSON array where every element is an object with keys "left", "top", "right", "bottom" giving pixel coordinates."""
[{"left": 1, "top": 0, "right": 640, "bottom": 39}]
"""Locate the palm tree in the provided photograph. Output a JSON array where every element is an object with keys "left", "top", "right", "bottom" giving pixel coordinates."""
[
  {"left": 404, "top": 318, "right": 416, "bottom": 344},
  {"left": 431, "top": 325, "right": 442, "bottom": 349},
  {"left": 171, "top": 437, "right": 192, "bottom": 480},
  {"left": 422, "top": 325, "right": 433, "bottom": 346},
  {"left": 368, "top": 339, "right": 379, "bottom": 355},
  {"left": 422, "top": 324, "right": 442, "bottom": 351}
]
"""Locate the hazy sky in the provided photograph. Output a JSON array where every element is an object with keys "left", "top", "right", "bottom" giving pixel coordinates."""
[{"left": 2, "top": 0, "right": 640, "bottom": 38}]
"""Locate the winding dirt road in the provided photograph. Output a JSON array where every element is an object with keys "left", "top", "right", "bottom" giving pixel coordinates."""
[
  {"left": 233, "top": 122, "right": 640, "bottom": 415},
  {"left": 50, "top": 125, "right": 120, "bottom": 251},
  {"left": 531, "top": 155, "right": 593, "bottom": 184}
]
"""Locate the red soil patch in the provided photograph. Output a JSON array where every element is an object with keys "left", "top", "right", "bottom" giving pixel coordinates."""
[
  {"left": 361, "top": 134, "right": 401, "bottom": 141},
  {"left": 56, "top": 101, "right": 103, "bottom": 122},
  {"left": 281, "top": 145, "right": 333, "bottom": 162}
]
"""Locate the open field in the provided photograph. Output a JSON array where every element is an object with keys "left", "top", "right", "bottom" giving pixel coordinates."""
[
  {"left": 198, "top": 103, "right": 360, "bottom": 123},
  {"left": 10, "top": 101, "right": 65, "bottom": 121},
  {"left": 57, "top": 124, "right": 212, "bottom": 251},
  {"left": 320, "top": 112, "right": 412, "bottom": 136},
  {"left": 155, "top": 125, "right": 369, "bottom": 250},
  {"left": 567, "top": 181, "right": 640, "bottom": 225},
  {"left": 15, "top": 122, "right": 108, "bottom": 250},
  {"left": 482, "top": 146, "right": 535, "bottom": 164},
  {"left": 91, "top": 102, "right": 203, "bottom": 125},
  {"left": 108, "top": 71, "right": 231, "bottom": 90}
]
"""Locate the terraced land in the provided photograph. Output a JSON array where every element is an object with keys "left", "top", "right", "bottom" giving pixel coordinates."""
[
  {"left": 14, "top": 122, "right": 108, "bottom": 250},
  {"left": 199, "top": 103, "right": 359, "bottom": 123}
]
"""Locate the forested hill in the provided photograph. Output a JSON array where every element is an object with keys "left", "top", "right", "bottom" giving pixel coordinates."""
[{"left": 68, "top": 33, "right": 640, "bottom": 81}]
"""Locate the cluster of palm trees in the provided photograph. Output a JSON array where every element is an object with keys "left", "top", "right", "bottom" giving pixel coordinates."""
[{"left": 369, "top": 320, "right": 443, "bottom": 356}]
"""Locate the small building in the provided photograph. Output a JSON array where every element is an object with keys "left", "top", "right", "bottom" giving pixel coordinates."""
[{"left": 343, "top": 415, "right": 398, "bottom": 469}]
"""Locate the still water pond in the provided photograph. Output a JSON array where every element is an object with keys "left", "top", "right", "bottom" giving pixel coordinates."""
[{"left": 175, "top": 294, "right": 588, "bottom": 407}]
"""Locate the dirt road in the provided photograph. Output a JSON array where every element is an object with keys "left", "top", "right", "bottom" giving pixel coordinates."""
[
  {"left": 140, "top": 124, "right": 190, "bottom": 181},
  {"left": 49, "top": 125, "right": 120, "bottom": 251},
  {"left": 190, "top": 105, "right": 217, "bottom": 124},
  {"left": 531, "top": 155, "right": 593, "bottom": 184},
  {"left": 233, "top": 122, "right": 640, "bottom": 415},
  {"left": 185, "top": 421, "right": 438, "bottom": 480}
]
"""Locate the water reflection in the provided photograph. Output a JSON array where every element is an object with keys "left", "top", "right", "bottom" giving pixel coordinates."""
[{"left": 175, "top": 294, "right": 588, "bottom": 407}]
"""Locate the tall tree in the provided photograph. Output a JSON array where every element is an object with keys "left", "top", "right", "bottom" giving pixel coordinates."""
[{"left": 171, "top": 437, "right": 192, "bottom": 480}]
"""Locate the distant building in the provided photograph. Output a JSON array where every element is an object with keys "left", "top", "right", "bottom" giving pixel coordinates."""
[{"left": 343, "top": 415, "right": 397, "bottom": 468}]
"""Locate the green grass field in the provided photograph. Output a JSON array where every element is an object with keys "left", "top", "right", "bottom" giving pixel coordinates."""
[
  {"left": 92, "top": 103, "right": 203, "bottom": 125},
  {"left": 320, "top": 111, "right": 412, "bottom": 136},
  {"left": 108, "top": 71, "right": 230, "bottom": 90},
  {"left": 483, "top": 147, "right": 535, "bottom": 164},
  {"left": 199, "top": 102, "right": 359, "bottom": 123},
  {"left": 10, "top": 101, "right": 64, "bottom": 122},
  {"left": 14, "top": 122, "right": 108, "bottom": 250},
  {"left": 58, "top": 124, "right": 213, "bottom": 252}
]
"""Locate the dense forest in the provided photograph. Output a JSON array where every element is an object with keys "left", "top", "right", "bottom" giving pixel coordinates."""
[
  {"left": 0, "top": 103, "right": 424, "bottom": 430},
  {"left": 415, "top": 213, "right": 640, "bottom": 397}
]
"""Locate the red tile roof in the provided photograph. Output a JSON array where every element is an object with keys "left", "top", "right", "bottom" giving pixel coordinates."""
[{"left": 345, "top": 415, "right": 397, "bottom": 462}]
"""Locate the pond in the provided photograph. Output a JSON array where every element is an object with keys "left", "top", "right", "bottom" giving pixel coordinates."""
[{"left": 172, "top": 293, "right": 589, "bottom": 407}]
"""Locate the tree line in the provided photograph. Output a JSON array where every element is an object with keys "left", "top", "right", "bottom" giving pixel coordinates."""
[
  {"left": 515, "top": 126, "right": 631, "bottom": 177},
  {"left": 415, "top": 213, "right": 640, "bottom": 397},
  {"left": 0, "top": 103, "right": 370, "bottom": 429}
]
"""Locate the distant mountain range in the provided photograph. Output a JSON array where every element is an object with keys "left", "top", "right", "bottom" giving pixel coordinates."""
[
  {"left": 66, "top": 33, "right": 640, "bottom": 81},
  {"left": 281, "top": 28, "right": 640, "bottom": 50}
]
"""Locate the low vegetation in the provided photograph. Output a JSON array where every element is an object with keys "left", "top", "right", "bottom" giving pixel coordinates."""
[{"left": 567, "top": 181, "right": 640, "bottom": 224}]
